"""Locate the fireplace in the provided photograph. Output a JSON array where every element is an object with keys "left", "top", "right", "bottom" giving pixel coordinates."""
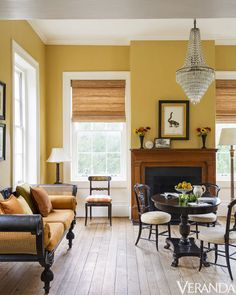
[
  {"left": 131, "top": 148, "right": 217, "bottom": 221},
  {"left": 145, "top": 166, "right": 202, "bottom": 222}
]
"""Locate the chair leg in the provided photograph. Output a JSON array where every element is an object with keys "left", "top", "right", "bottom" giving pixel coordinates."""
[
  {"left": 196, "top": 223, "right": 199, "bottom": 239},
  {"left": 148, "top": 225, "right": 152, "bottom": 240},
  {"left": 168, "top": 223, "right": 171, "bottom": 239},
  {"left": 207, "top": 223, "right": 210, "bottom": 249},
  {"left": 225, "top": 244, "right": 233, "bottom": 280},
  {"left": 85, "top": 203, "right": 88, "bottom": 226},
  {"left": 199, "top": 240, "right": 204, "bottom": 271},
  {"left": 155, "top": 225, "right": 159, "bottom": 251},
  {"left": 90, "top": 206, "right": 92, "bottom": 220},
  {"left": 214, "top": 244, "right": 218, "bottom": 264},
  {"left": 109, "top": 204, "right": 112, "bottom": 226},
  {"left": 135, "top": 221, "right": 142, "bottom": 246}
]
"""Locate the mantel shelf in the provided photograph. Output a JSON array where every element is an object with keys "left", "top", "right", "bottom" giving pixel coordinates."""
[{"left": 130, "top": 148, "right": 217, "bottom": 152}]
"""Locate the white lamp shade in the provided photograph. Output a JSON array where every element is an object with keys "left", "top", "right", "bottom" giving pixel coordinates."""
[
  {"left": 219, "top": 128, "right": 236, "bottom": 146},
  {"left": 47, "top": 148, "right": 71, "bottom": 163}
]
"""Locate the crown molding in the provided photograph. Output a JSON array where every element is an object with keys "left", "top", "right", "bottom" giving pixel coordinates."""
[
  {"left": 215, "top": 39, "right": 236, "bottom": 45},
  {"left": 27, "top": 20, "right": 48, "bottom": 44},
  {"left": 27, "top": 20, "right": 236, "bottom": 46}
]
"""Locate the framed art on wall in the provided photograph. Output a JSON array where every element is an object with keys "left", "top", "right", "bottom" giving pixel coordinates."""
[
  {"left": 0, "top": 123, "right": 6, "bottom": 161},
  {"left": 158, "top": 100, "right": 189, "bottom": 140},
  {"left": 0, "top": 81, "right": 6, "bottom": 120}
]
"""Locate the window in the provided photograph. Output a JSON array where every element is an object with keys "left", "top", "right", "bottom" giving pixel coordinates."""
[
  {"left": 72, "top": 122, "right": 126, "bottom": 180},
  {"left": 13, "top": 68, "right": 25, "bottom": 183},
  {"left": 12, "top": 42, "right": 39, "bottom": 187},
  {"left": 216, "top": 123, "right": 236, "bottom": 181}
]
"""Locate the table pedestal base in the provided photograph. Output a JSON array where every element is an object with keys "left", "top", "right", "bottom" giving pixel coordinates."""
[{"left": 164, "top": 237, "right": 210, "bottom": 267}]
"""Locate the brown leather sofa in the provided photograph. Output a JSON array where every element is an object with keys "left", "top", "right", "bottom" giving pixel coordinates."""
[{"left": 0, "top": 183, "right": 77, "bottom": 294}]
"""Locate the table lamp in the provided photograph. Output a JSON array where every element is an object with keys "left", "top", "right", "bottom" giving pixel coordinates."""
[
  {"left": 47, "top": 148, "right": 70, "bottom": 184},
  {"left": 219, "top": 128, "right": 236, "bottom": 201}
]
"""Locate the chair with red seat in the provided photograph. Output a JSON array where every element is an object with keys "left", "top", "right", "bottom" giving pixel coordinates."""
[{"left": 85, "top": 176, "right": 112, "bottom": 226}]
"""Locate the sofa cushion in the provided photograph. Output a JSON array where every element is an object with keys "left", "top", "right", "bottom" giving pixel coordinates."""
[
  {"left": 31, "top": 187, "right": 53, "bottom": 217},
  {"left": 49, "top": 195, "right": 77, "bottom": 211},
  {"left": 0, "top": 195, "right": 25, "bottom": 214},
  {"left": 16, "top": 184, "right": 38, "bottom": 213},
  {"left": 46, "top": 223, "right": 65, "bottom": 251},
  {"left": 43, "top": 209, "right": 74, "bottom": 230},
  {"left": 17, "top": 196, "right": 33, "bottom": 215}
]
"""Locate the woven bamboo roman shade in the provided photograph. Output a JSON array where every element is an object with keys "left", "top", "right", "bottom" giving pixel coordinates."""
[
  {"left": 216, "top": 80, "right": 236, "bottom": 123},
  {"left": 71, "top": 80, "right": 126, "bottom": 122}
]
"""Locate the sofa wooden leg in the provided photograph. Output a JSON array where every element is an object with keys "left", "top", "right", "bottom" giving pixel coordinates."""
[
  {"left": 66, "top": 221, "right": 75, "bottom": 249},
  {"left": 41, "top": 265, "right": 54, "bottom": 294},
  {"left": 40, "top": 252, "right": 54, "bottom": 294}
]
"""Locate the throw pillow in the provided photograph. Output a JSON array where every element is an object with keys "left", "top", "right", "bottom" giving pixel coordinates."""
[
  {"left": 17, "top": 195, "right": 33, "bottom": 214},
  {"left": 16, "top": 183, "right": 38, "bottom": 213},
  {"left": 0, "top": 195, "right": 25, "bottom": 214},
  {"left": 31, "top": 187, "right": 53, "bottom": 217}
]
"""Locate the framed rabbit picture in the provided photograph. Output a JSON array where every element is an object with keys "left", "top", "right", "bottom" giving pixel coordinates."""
[{"left": 158, "top": 100, "right": 189, "bottom": 140}]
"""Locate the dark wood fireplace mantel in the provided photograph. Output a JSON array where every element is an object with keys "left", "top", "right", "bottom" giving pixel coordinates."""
[{"left": 131, "top": 148, "right": 217, "bottom": 220}]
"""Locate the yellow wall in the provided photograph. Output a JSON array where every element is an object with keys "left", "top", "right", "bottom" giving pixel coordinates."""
[
  {"left": 0, "top": 21, "right": 223, "bottom": 185},
  {"left": 215, "top": 45, "right": 236, "bottom": 70},
  {"left": 0, "top": 21, "right": 46, "bottom": 187},
  {"left": 45, "top": 41, "right": 216, "bottom": 182},
  {"left": 130, "top": 41, "right": 216, "bottom": 148},
  {"left": 45, "top": 45, "right": 130, "bottom": 182}
]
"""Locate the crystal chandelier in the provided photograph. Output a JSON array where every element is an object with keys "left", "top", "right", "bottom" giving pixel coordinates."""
[{"left": 176, "top": 19, "right": 215, "bottom": 104}]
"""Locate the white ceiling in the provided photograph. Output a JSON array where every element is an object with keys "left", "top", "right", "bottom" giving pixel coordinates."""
[
  {"left": 29, "top": 19, "right": 236, "bottom": 45},
  {"left": 1, "top": 0, "right": 236, "bottom": 19}
]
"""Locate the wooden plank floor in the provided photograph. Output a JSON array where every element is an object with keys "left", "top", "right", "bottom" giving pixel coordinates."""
[{"left": 0, "top": 217, "right": 236, "bottom": 295}]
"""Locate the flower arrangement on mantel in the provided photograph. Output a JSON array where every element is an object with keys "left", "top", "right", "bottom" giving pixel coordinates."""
[
  {"left": 197, "top": 127, "right": 211, "bottom": 149},
  {"left": 135, "top": 127, "right": 151, "bottom": 149}
]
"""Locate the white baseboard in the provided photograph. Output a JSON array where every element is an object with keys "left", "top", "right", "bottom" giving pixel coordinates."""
[{"left": 76, "top": 202, "right": 130, "bottom": 217}]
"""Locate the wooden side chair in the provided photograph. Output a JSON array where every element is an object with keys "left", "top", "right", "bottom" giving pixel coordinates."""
[
  {"left": 134, "top": 183, "right": 171, "bottom": 251},
  {"left": 199, "top": 198, "right": 236, "bottom": 280},
  {"left": 85, "top": 176, "right": 112, "bottom": 226},
  {"left": 189, "top": 183, "right": 220, "bottom": 238}
]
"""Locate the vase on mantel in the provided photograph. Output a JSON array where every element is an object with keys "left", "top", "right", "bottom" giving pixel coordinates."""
[
  {"left": 201, "top": 134, "right": 207, "bottom": 149},
  {"left": 139, "top": 135, "right": 144, "bottom": 149}
]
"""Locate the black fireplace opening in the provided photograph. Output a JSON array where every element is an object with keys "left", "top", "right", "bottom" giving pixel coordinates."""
[{"left": 145, "top": 166, "right": 202, "bottom": 222}]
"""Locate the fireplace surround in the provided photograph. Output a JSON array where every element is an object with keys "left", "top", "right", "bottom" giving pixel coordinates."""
[{"left": 131, "top": 148, "right": 217, "bottom": 221}]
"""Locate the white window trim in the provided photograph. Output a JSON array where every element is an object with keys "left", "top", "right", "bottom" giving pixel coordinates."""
[
  {"left": 215, "top": 71, "right": 236, "bottom": 186},
  {"left": 63, "top": 71, "right": 131, "bottom": 188},
  {"left": 12, "top": 40, "right": 40, "bottom": 187}
]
